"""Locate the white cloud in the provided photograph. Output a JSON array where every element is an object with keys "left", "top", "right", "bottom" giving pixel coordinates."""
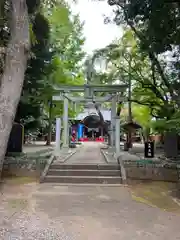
[{"left": 70, "top": 0, "right": 123, "bottom": 53}]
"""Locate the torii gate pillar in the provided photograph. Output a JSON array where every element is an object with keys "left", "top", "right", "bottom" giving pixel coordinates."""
[
  {"left": 55, "top": 118, "right": 61, "bottom": 154},
  {"left": 111, "top": 96, "right": 116, "bottom": 147},
  {"left": 63, "top": 97, "right": 69, "bottom": 147}
]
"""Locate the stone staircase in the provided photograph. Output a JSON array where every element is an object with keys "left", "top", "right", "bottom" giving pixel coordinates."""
[{"left": 43, "top": 163, "right": 122, "bottom": 184}]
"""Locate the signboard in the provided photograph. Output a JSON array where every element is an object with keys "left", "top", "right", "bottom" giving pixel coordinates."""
[
  {"left": 6, "top": 123, "right": 24, "bottom": 155},
  {"left": 144, "top": 141, "right": 154, "bottom": 158}
]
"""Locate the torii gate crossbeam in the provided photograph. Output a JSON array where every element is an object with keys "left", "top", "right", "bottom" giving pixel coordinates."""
[{"left": 54, "top": 84, "right": 127, "bottom": 93}]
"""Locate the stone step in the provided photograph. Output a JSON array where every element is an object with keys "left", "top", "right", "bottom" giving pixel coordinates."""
[
  {"left": 48, "top": 169, "right": 120, "bottom": 177},
  {"left": 43, "top": 176, "right": 122, "bottom": 184},
  {"left": 50, "top": 164, "right": 119, "bottom": 170}
]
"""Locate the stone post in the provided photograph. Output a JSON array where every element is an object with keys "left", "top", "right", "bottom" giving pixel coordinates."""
[
  {"left": 55, "top": 118, "right": 61, "bottom": 153},
  {"left": 63, "top": 96, "right": 69, "bottom": 147},
  {"left": 115, "top": 117, "right": 120, "bottom": 156},
  {"left": 111, "top": 96, "right": 116, "bottom": 147}
]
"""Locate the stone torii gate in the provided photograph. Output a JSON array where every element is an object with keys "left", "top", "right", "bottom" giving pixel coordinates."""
[{"left": 53, "top": 83, "right": 127, "bottom": 157}]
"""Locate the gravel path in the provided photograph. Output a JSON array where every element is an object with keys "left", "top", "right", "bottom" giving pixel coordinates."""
[{"left": 0, "top": 181, "right": 180, "bottom": 239}]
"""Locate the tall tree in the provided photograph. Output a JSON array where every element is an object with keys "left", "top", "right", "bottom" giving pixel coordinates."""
[
  {"left": 15, "top": 10, "right": 51, "bottom": 133},
  {"left": 0, "top": 0, "right": 31, "bottom": 172},
  {"left": 90, "top": 29, "right": 176, "bottom": 120},
  {"left": 106, "top": 0, "right": 180, "bottom": 106},
  {"left": 41, "top": 2, "right": 86, "bottom": 144}
]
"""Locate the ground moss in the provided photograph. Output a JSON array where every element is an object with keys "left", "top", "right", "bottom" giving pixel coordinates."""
[
  {"left": 3, "top": 176, "right": 37, "bottom": 185},
  {"left": 130, "top": 181, "right": 180, "bottom": 212}
]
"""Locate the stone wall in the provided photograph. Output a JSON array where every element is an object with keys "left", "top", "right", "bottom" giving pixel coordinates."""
[
  {"left": 124, "top": 161, "right": 180, "bottom": 182},
  {"left": 125, "top": 166, "right": 178, "bottom": 182},
  {"left": 2, "top": 153, "right": 50, "bottom": 178}
]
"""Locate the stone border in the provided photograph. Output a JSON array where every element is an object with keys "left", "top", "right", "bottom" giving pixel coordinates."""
[
  {"left": 123, "top": 160, "right": 180, "bottom": 170},
  {"left": 40, "top": 145, "right": 83, "bottom": 182},
  {"left": 125, "top": 166, "right": 179, "bottom": 182},
  {"left": 100, "top": 148, "right": 180, "bottom": 183},
  {"left": 3, "top": 151, "right": 52, "bottom": 176},
  {"left": 60, "top": 149, "right": 78, "bottom": 163},
  {"left": 100, "top": 149, "right": 125, "bottom": 184},
  {"left": 61, "top": 143, "right": 84, "bottom": 163},
  {"left": 117, "top": 157, "right": 127, "bottom": 184},
  {"left": 123, "top": 161, "right": 180, "bottom": 182},
  {"left": 40, "top": 150, "right": 78, "bottom": 183},
  {"left": 39, "top": 154, "right": 55, "bottom": 183},
  {"left": 100, "top": 149, "right": 109, "bottom": 163}
]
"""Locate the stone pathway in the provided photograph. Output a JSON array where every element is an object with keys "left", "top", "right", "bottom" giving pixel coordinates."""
[
  {"left": 1, "top": 142, "right": 180, "bottom": 239},
  {"left": 65, "top": 142, "right": 107, "bottom": 164},
  {"left": 0, "top": 181, "right": 180, "bottom": 239}
]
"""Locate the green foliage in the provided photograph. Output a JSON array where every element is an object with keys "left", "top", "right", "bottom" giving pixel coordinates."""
[
  {"left": 107, "top": 0, "right": 180, "bottom": 104},
  {"left": 88, "top": 29, "right": 167, "bottom": 114},
  {"left": 11, "top": 0, "right": 85, "bottom": 133},
  {"left": 151, "top": 111, "right": 180, "bottom": 134},
  {"left": 87, "top": 20, "right": 180, "bottom": 133},
  {"left": 88, "top": 0, "right": 180, "bottom": 134},
  {"left": 151, "top": 119, "right": 168, "bottom": 134},
  {"left": 132, "top": 104, "right": 152, "bottom": 130},
  {"left": 41, "top": 2, "right": 85, "bottom": 121},
  {"left": 124, "top": 0, "right": 180, "bottom": 54}
]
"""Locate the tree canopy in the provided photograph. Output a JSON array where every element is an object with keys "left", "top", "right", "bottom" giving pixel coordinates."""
[
  {"left": 10, "top": 1, "right": 86, "bottom": 134},
  {"left": 85, "top": 0, "right": 180, "bottom": 134}
]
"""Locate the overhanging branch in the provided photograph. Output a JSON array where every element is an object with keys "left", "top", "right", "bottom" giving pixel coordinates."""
[
  {"left": 130, "top": 99, "right": 152, "bottom": 106},
  {"left": 115, "top": 3, "right": 176, "bottom": 101}
]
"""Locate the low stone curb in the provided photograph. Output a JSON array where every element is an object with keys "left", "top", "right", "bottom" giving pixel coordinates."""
[
  {"left": 60, "top": 149, "right": 78, "bottom": 163},
  {"left": 39, "top": 155, "right": 55, "bottom": 183},
  {"left": 123, "top": 160, "right": 180, "bottom": 169},
  {"left": 100, "top": 149, "right": 118, "bottom": 164},
  {"left": 39, "top": 145, "right": 83, "bottom": 183},
  {"left": 117, "top": 157, "right": 127, "bottom": 185},
  {"left": 100, "top": 149, "right": 109, "bottom": 163},
  {"left": 54, "top": 143, "right": 83, "bottom": 164}
]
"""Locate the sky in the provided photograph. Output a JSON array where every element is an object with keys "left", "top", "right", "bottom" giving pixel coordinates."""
[{"left": 70, "top": 0, "right": 123, "bottom": 53}]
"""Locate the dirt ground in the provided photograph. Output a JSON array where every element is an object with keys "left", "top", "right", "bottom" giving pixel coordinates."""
[{"left": 0, "top": 177, "right": 180, "bottom": 239}]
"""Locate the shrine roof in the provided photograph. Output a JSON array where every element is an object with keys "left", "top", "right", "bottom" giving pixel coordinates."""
[{"left": 75, "top": 109, "right": 111, "bottom": 121}]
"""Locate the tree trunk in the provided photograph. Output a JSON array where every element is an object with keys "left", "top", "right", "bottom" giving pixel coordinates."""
[{"left": 0, "top": 1, "right": 30, "bottom": 174}]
